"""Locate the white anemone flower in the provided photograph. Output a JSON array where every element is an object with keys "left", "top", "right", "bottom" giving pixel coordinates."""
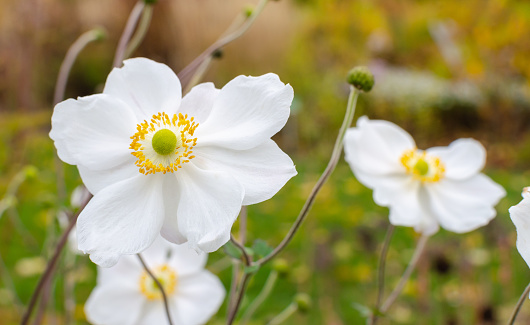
[
  {"left": 509, "top": 187, "right": 530, "bottom": 270},
  {"left": 344, "top": 116, "right": 505, "bottom": 235},
  {"left": 50, "top": 58, "right": 296, "bottom": 267},
  {"left": 84, "top": 237, "right": 225, "bottom": 325}
]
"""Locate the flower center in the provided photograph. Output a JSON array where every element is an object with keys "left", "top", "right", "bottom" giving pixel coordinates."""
[
  {"left": 400, "top": 149, "right": 445, "bottom": 182},
  {"left": 130, "top": 112, "right": 198, "bottom": 175},
  {"left": 139, "top": 264, "right": 178, "bottom": 300}
]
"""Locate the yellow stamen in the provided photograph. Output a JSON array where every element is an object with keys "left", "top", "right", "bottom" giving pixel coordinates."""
[
  {"left": 139, "top": 264, "right": 178, "bottom": 300},
  {"left": 400, "top": 149, "right": 445, "bottom": 182}
]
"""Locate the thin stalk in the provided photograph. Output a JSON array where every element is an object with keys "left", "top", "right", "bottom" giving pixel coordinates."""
[
  {"left": 137, "top": 254, "right": 174, "bottom": 325},
  {"left": 240, "top": 271, "right": 279, "bottom": 325},
  {"left": 113, "top": 1, "right": 145, "bottom": 68},
  {"left": 266, "top": 302, "right": 297, "bottom": 325},
  {"left": 230, "top": 234, "right": 251, "bottom": 266},
  {"left": 20, "top": 195, "right": 92, "bottom": 325},
  {"left": 123, "top": 4, "right": 154, "bottom": 59},
  {"left": 507, "top": 281, "right": 530, "bottom": 325},
  {"left": 239, "top": 206, "right": 247, "bottom": 247},
  {"left": 380, "top": 234, "right": 429, "bottom": 314},
  {"left": 178, "top": 0, "right": 269, "bottom": 89},
  {"left": 227, "top": 272, "right": 252, "bottom": 325},
  {"left": 370, "top": 224, "right": 395, "bottom": 325},
  {"left": 228, "top": 262, "right": 241, "bottom": 314},
  {"left": 256, "top": 87, "right": 359, "bottom": 267}
]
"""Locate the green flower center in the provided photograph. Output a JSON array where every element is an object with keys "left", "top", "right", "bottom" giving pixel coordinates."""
[
  {"left": 151, "top": 129, "right": 177, "bottom": 156},
  {"left": 413, "top": 159, "right": 429, "bottom": 176}
]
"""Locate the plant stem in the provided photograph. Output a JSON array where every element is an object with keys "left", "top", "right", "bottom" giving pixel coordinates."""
[
  {"left": 124, "top": 4, "right": 154, "bottom": 60},
  {"left": 113, "top": 1, "right": 145, "bottom": 68},
  {"left": 137, "top": 254, "right": 174, "bottom": 325},
  {"left": 227, "top": 272, "right": 252, "bottom": 325},
  {"left": 380, "top": 234, "right": 429, "bottom": 314},
  {"left": 20, "top": 195, "right": 92, "bottom": 325},
  {"left": 370, "top": 224, "right": 395, "bottom": 325},
  {"left": 266, "top": 302, "right": 297, "bottom": 325},
  {"left": 230, "top": 234, "right": 251, "bottom": 266},
  {"left": 178, "top": 0, "right": 269, "bottom": 89},
  {"left": 507, "top": 281, "right": 530, "bottom": 325},
  {"left": 256, "top": 87, "right": 359, "bottom": 267},
  {"left": 240, "top": 271, "right": 279, "bottom": 325}
]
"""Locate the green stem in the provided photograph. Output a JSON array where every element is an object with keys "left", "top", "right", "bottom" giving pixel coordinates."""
[
  {"left": 370, "top": 224, "right": 395, "bottom": 325},
  {"left": 266, "top": 302, "right": 298, "bottom": 325},
  {"left": 227, "top": 272, "right": 252, "bottom": 325},
  {"left": 255, "top": 87, "right": 359, "bottom": 267},
  {"left": 240, "top": 271, "right": 279, "bottom": 325},
  {"left": 507, "top": 281, "right": 530, "bottom": 325}
]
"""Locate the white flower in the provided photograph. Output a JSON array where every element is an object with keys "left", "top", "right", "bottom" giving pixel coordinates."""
[
  {"left": 84, "top": 237, "right": 225, "bottom": 325},
  {"left": 343, "top": 116, "right": 506, "bottom": 235},
  {"left": 50, "top": 58, "right": 296, "bottom": 267},
  {"left": 509, "top": 188, "right": 530, "bottom": 270}
]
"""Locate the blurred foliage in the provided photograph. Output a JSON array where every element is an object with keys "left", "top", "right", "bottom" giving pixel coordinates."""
[{"left": 2, "top": 0, "right": 530, "bottom": 324}]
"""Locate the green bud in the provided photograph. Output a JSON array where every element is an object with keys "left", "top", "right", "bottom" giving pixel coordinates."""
[
  {"left": 272, "top": 258, "right": 289, "bottom": 277},
  {"left": 143, "top": 0, "right": 158, "bottom": 4},
  {"left": 294, "top": 293, "right": 312, "bottom": 313},
  {"left": 92, "top": 27, "right": 107, "bottom": 42},
  {"left": 346, "top": 66, "right": 374, "bottom": 92},
  {"left": 244, "top": 6, "right": 254, "bottom": 17},
  {"left": 23, "top": 165, "right": 38, "bottom": 180}
]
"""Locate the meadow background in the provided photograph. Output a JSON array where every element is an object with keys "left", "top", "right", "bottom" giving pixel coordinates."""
[{"left": 2, "top": 0, "right": 530, "bottom": 324}]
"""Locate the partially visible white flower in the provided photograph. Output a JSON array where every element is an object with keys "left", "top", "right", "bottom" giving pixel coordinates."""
[
  {"left": 71, "top": 185, "right": 91, "bottom": 208},
  {"left": 49, "top": 58, "right": 296, "bottom": 267},
  {"left": 56, "top": 185, "right": 91, "bottom": 255},
  {"left": 509, "top": 187, "right": 530, "bottom": 270},
  {"left": 85, "top": 237, "right": 225, "bottom": 325},
  {"left": 344, "top": 116, "right": 506, "bottom": 235}
]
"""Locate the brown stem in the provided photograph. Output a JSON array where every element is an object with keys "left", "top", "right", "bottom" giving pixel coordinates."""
[{"left": 113, "top": 1, "right": 145, "bottom": 68}]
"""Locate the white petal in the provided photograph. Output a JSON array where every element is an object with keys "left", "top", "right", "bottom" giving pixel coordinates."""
[
  {"left": 137, "top": 301, "right": 180, "bottom": 325},
  {"left": 172, "top": 271, "right": 225, "bottom": 325},
  {"left": 427, "top": 175, "right": 506, "bottom": 233},
  {"left": 160, "top": 176, "right": 187, "bottom": 245},
  {"left": 77, "top": 174, "right": 165, "bottom": 267},
  {"left": 195, "top": 73, "right": 293, "bottom": 150},
  {"left": 103, "top": 58, "right": 182, "bottom": 120},
  {"left": 344, "top": 116, "right": 416, "bottom": 176},
  {"left": 193, "top": 140, "right": 296, "bottom": 205},
  {"left": 426, "top": 138, "right": 486, "bottom": 180},
  {"left": 167, "top": 242, "right": 207, "bottom": 277},
  {"left": 50, "top": 94, "right": 136, "bottom": 170},
  {"left": 78, "top": 157, "right": 138, "bottom": 195},
  {"left": 178, "top": 82, "right": 219, "bottom": 124},
  {"left": 510, "top": 194, "right": 530, "bottom": 269},
  {"left": 96, "top": 255, "right": 142, "bottom": 285},
  {"left": 84, "top": 281, "right": 144, "bottom": 325},
  {"left": 176, "top": 164, "right": 244, "bottom": 252}
]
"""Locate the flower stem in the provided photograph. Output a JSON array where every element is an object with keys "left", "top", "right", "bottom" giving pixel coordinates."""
[
  {"left": 256, "top": 86, "right": 360, "bottom": 267},
  {"left": 227, "top": 272, "right": 252, "bottom": 325},
  {"left": 266, "top": 302, "right": 298, "bottom": 325},
  {"left": 507, "top": 281, "right": 530, "bottom": 325},
  {"left": 137, "top": 254, "right": 174, "bottom": 325},
  {"left": 230, "top": 234, "right": 251, "bottom": 266},
  {"left": 369, "top": 224, "right": 395, "bottom": 325},
  {"left": 123, "top": 3, "right": 154, "bottom": 60},
  {"left": 113, "top": 1, "right": 145, "bottom": 68},
  {"left": 20, "top": 195, "right": 92, "bottom": 325},
  {"left": 380, "top": 234, "right": 430, "bottom": 314},
  {"left": 240, "top": 271, "right": 279, "bottom": 325},
  {"left": 178, "top": 0, "right": 269, "bottom": 89}
]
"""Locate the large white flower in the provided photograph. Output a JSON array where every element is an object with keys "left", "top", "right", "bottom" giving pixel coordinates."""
[
  {"left": 50, "top": 58, "right": 296, "bottom": 267},
  {"left": 84, "top": 237, "right": 225, "bottom": 325},
  {"left": 344, "top": 116, "right": 505, "bottom": 235},
  {"left": 509, "top": 188, "right": 530, "bottom": 270}
]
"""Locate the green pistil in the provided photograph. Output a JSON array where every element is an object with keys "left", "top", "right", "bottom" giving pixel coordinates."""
[
  {"left": 413, "top": 159, "right": 429, "bottom": 176},
  {"left": 152, "top": 129, "right": 177, "bottom": 155}
]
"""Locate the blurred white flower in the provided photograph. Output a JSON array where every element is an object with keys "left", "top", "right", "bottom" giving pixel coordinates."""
[
  {"left": 56, "top": 185, "right": 91, "bottom": 255},
  {"left": 509, "top": 187, "right": 530, "bottom": 270},
  {"left": 344, "top": 116, "right": 505, "bottom": 235},
  {"left": 85, "top": 237, "right": 225, "bottom": 325},
  {"left": 50, "top": 58, "right": 296, "bottom": 267}
]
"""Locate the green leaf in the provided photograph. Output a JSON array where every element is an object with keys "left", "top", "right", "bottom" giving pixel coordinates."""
[
  {"left": 252, "top": 239, "right": 273, "bottom": 258},
  {"left": 244, "top": 264, "right": 260, "bottom": 274},
  {"left": 223, "top": 241, "right": 242, "bottom": 259}
]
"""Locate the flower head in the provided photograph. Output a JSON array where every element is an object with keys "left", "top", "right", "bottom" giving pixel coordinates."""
[
  {"left": 509, "top": 188, "right": 530, "bottom": 270},
  {"left": 343, "top": 116, "right": 505, "bottom": 235},
  {"left": 50, "top": 58, "right": 296, "bottom": 267},
  {"left": 84, "top": 237, "right": 225, "bottom": 325}
]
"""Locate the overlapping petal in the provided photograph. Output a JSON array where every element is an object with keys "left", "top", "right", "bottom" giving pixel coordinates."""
[
  {"left": 195, "top": 73, "right": 293, "bottom": 150},
  {"left": 78, "top": 159, "right": 138, "bottom": 195},
  {"left": 50, "top": 94, "right": 136, "bottom": 170},
  {"left": 178, "top": 82, "right": 219, "bottom": 124},
  {"left": 193, "top": 139, "right": 296, "bottom": 205},
  {"left": 509, "top": 189, "right": 530, "bottom": 268},
  {"left": 427, "top": 138, "right": 486, "bottom": 180},
  {"left": 77, "top": 174, "right": 165, "bottom": 267},
  {"left": 104, "top": 58, "right": 182, "bottom": 120}
]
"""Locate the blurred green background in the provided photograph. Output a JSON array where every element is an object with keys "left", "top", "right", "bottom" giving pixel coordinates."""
[{"left": 2, "top": 0, "right": 530, "bottom": 324}]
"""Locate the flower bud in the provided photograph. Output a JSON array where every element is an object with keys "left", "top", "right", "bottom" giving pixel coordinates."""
[
  {"left": 143, "top": 0, "right": 158, "bottom": 4},
  {"left": 294, "top": 293, "right": 312, "bottom": 313},
  {"left": 92, "top": 27, "right": 107, "bottom": 42},
  {"left": 244, "top": 6, "right": 254, "bottom": 17},
  {"left": 347, "top": 66, "right": 374, "bottom": 92},
  {"left": 23, "top": 165, "right": 38, "bottom": 180},
  {"left": 272, "top": 258, "right": 289, "bottom": 277}
]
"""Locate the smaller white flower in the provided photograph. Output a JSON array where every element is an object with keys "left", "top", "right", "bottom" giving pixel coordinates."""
[
  {"left": 509, "top": 187, "right": 530, "bottom": 271},
  {"left": 84, "top": 237, "right": 225, "bottom": 325},
  {"left": 344, "top": 116, "right": 506, "bottom": 235},
  {"left": 56, "top": 185, "right": 91, "bottom": 255}
]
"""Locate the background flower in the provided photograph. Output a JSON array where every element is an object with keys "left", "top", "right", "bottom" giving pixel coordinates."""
[
  {"left": 509, "top": 188, "right": 530, "bottom": 270},
  {"left": 84, "top": 237, "right": 225, "bottom": 325},
  {"left": 344, "top": 116, "right": 506, "bottom": 235},
  {"left": 49, "top": 58, "right": 296, "bottom": 267}
]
